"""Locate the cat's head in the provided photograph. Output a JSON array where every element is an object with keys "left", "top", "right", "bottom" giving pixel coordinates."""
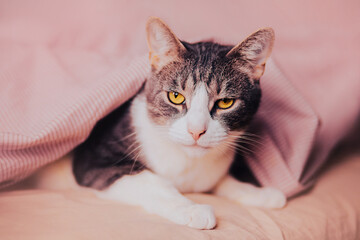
[{"left": 144, "top": 17, "right": 274, "bottom": 158}]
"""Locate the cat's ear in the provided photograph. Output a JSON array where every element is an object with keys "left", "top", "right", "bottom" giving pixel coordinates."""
[
  {"left": 146, "top": 17, "right": 186, "bottom": 70},
  {"left": 226, "top": 28, "right": 275, "bottom": 80}
]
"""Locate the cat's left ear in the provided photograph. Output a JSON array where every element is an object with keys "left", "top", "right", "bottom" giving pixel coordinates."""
[
  {"left": 226, "top": 28, "right": 275, "bottom": 80},
  {"left": 146, "top": 17, "right": 186, "bottom": 71}
]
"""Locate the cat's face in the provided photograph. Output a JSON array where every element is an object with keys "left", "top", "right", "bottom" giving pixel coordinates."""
[{"left": 144, "top": 17, "right": 274, "bottom": 157}]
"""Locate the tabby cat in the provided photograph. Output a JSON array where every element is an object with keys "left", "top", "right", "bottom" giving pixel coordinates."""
[{"left": 73, "top": 17, "right": 286, "bottom": 229}]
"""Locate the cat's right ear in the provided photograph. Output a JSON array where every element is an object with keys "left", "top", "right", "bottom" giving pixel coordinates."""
[
  {"left": 226, "top": 28, "right": 275, "bottom": 80},
  {"left": 146, "top": 17, "right": 186, "bottom": 71}
]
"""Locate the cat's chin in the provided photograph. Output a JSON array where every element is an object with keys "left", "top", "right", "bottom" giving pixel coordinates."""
[{"left": 181, "top": 144, "right": 212, "bottom": 158}]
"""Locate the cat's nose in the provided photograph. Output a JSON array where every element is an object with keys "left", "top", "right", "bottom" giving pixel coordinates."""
[{"left": 188, "top": 129, "right": 206, "bottom": 141}]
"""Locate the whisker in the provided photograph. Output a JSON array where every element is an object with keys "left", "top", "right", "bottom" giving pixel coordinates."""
[
  {"left": 237, "top": 137, "right": 264, "bottom": 147},
  {"left": 113, "top": 143, "right": 142, "bottom": 166},
  {"left": 130, "top": 148, "right": 144, "bottom": 174},
  {"left": 126, "top": 144, "right": 142, "bottom": 158},
  {"left": 227, "top": 133, "right": 264, "bottom": 147},
  {"left": 119, "top": 132, "right": 137, "bottom": 142},
  {"left": 235, "top": 140, "right": 260, "bottom": 150},
  {"left": 241, "top": 132, "right": 263, "bottom": 140},
  {"left": 224, "top": 144, "right": 251, "bottom": 156},
  {"left": 223, "top": 141, "right": 257, "bottom": 155},
  {"left": 127, "top": 141, "right": 140, "bottom": 152}
]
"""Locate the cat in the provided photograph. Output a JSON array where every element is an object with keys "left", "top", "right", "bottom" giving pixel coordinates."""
[{"left": 73, "top": 17, "right": 286, "bottom": 230}]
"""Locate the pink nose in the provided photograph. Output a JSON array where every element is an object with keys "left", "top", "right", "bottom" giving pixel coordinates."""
[{"left": 188, "top": 129, "right": 206, "bottom": 141}]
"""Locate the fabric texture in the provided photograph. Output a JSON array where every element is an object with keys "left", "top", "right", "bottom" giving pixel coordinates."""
[
  {"left": 0, "top": 0, "right": 359, "bottom": 196},
  {"left": 1, "top": 153, "right": 359, "bottom": 239}
]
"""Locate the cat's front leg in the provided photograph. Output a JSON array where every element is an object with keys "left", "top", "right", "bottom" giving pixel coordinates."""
[
  {"left": 213, "top": 175, "right": 286, "bottom": 209},
  {"left": 96, "top": 170, "right": 216, "bottom": 229}
]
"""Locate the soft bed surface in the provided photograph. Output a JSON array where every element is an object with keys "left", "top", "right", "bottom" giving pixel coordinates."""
[{"left": 1, "top": 154, "right": 359, "bottom": 240}]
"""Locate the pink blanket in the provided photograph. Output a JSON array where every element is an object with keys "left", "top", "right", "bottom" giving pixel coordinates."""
[{"left": 1, "top": 0, "right": 359, "bottom": 196}]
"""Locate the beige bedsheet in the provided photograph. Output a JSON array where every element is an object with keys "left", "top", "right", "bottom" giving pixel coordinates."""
[{"left": 0, "top": 153, "right": 359, "bottom": 240}]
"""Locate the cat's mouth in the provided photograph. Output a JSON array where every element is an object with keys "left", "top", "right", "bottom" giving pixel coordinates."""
[
  {"left": 179, "top": 140, "right": 213, "bottom": 149},
  {"left": 180, "top": 143, "right": 214, "bottom": 158},
  {"left": 186, "top": 143, "right": 211, "bottom": 149}
]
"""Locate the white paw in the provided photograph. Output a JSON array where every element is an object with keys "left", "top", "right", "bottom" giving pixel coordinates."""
[
  {"left": 170, "top": 204, "right": 216, "bottom": 229},
  {"left": 237, "top": 187, "right": 287, "bottom": 209}
]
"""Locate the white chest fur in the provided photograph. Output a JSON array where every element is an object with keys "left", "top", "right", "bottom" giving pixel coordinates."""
[{"left": 131, "top": 94, "right": 235, "bottom": 193}]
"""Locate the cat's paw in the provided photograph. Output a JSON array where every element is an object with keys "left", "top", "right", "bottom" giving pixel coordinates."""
[
  {"left": 237, "top": 187, "right": 287, "bottom": 209},
  {"left": 171, "top": 204, "right": 216, "bottom": 229}
]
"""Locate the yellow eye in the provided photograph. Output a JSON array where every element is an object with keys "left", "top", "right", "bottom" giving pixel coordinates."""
[
  {"left": 168, "top": 91, "right": 185, "bottom": 105},
  {"left": 217, "top": 99, "right": 234, "bottom": 109}
]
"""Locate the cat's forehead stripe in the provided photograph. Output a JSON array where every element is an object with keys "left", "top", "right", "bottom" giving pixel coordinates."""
[
  {"left": 182, "top": 74, "right": 195, "bottom": 92},
  {"left": 184, "top": 42, "right": 234, "bottom": 97},
  {"left": 181, "top": 73, "right": 188, "bottom": 90}
]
